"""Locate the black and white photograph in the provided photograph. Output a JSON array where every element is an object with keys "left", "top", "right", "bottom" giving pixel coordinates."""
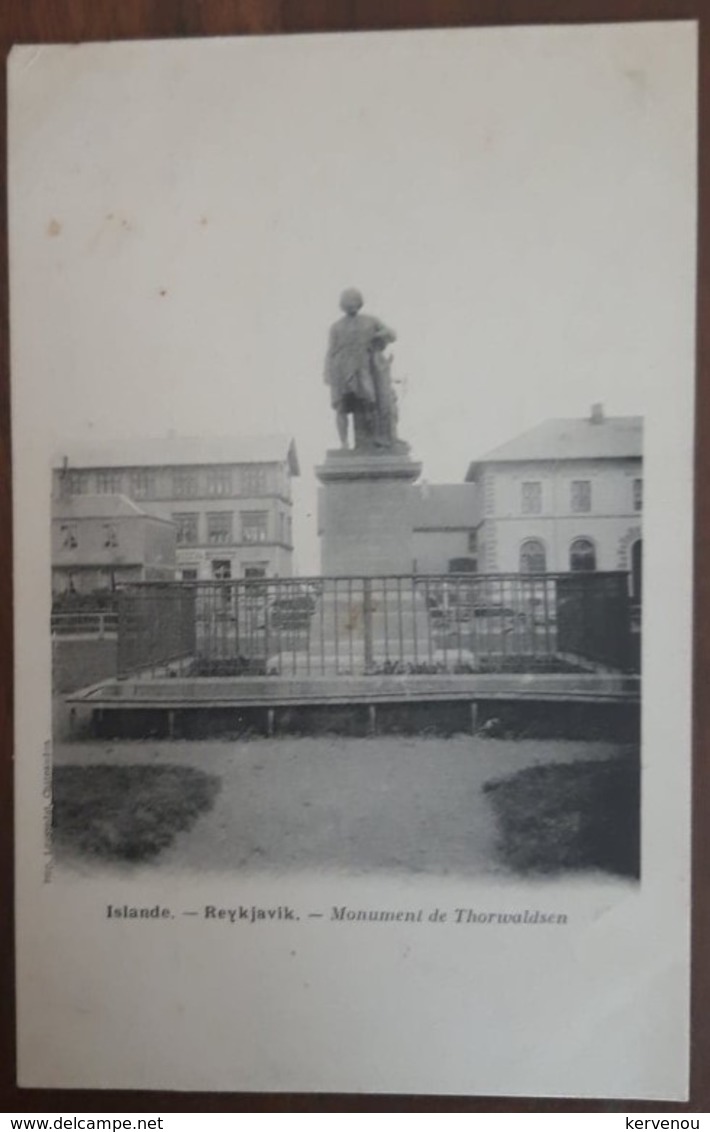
[
  {"left": 11, "top": 21, "right": 695, "bottom": 1097},
  {"left": 49, "top": 321, "right": 644, "bottom": 883}
]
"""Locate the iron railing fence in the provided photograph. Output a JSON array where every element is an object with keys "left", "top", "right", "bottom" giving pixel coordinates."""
[{"left": 115, "top": 572, "right": 637, "bottom": 678}]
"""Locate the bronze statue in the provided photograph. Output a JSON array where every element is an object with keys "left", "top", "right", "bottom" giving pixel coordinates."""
[{"left": 324, "top": 288, "right": 399, "bottom": 450}]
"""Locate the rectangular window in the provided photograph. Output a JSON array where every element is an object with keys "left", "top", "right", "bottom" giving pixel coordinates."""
[
  {"left": 633, "top": 478, "right": 643, "bottom": 511},
  {"left": 467, "top": 530, "right": 478, "bottom": 554},
  {"left": 66, "top": 471, "right": 87, "bottom": 495},
  {"left": 212, "top": 559, "right": 232, "bottom": 580},
  {"left": 521, "top": 482, "right": 542, "bottom": 515},
  {"left": 244, "top": 565, "right": 267, "bottom": 580},
  {"left": 242, "top": 511, "right": 268, "bottom": 543},
  {"left": 242, "top": 466, "right": 268, "bottom": 495},
  {"left": 102, "top": 523, "right": 119, "bottom": 549},
  {"left": 172, "top": 470, "right": 200, "bottom": 497},
  {"left": 571, "top": 480, "right": 592, "bottom": 513},
  {"left": 173, "top": 513, "right": 199, "bottom": 546},
  {"left": 207, "top": 511, "right": 233, "bottom": 545},
  {"left": 95, "top": 470, "right": 123, "bottom": 494},
  {"left": 60, "top": 523, "right": 78, "bottom": 549},
  {"left": 180, "top": 568, "right": 198, "bottom": 581},
  {"left": 130, "top": 471, "right": 156, "bottom": 499},
  {"left": 206, "top": 469, "right": 232, "bottom": 497}
]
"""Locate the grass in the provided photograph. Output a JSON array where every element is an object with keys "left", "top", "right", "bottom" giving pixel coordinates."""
[
  {"left": 52, "top": 764, "right": 221, "bottom": 862},
  {"left": 483, "top": 754, "right": 640, "bottom": 878}
]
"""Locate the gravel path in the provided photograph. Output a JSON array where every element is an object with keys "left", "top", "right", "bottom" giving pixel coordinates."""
[{"left": 54, "top": 735, "right": 624, "bottom": 877}]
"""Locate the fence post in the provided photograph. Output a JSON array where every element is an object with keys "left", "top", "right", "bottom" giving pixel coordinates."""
[
  {"left": 367, "top": 704, "right": 377, "bottom": 736},
  {"left": 363, "top": 578, "right": 373, "bottom": 672},
  {"left": 470, "top": 701, "right": 479, "bottom": 734}
]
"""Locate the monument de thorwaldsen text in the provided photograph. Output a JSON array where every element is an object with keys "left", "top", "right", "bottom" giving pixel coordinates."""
[{"left": 317, "top": 289, "right": 422, "bottom": 576}]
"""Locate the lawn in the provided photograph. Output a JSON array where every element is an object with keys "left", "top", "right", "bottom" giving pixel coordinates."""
[
  {"left": 53, "top": 736, "right": 628, "bottom": 877},
  {"left": 52, "top": 764, "right": 221, "bottom": 862}
]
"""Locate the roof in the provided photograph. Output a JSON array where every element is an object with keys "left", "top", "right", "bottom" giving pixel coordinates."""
[
  {"left": 53, "top": 434, "right": 300, "bottom": 476},
  {"left": 52, "top": 494, "right": 174, "bottom": 523},
  {"left": 466, "top": 416, "right": 643, "bottom": 479},
  {"left": 413, "top": 483, "right": 481, "bottom": 530}
]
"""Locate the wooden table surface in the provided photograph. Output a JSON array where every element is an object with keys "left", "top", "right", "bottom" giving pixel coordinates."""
[{"left": 0, "top": 0, "right": 707, "bottom": 1113}]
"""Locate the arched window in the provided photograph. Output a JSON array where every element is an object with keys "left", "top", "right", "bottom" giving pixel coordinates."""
[
  {"left": 520, "top": 538, "right": 546, "bottom": 574},
  {"left": 569, "top": 537, "right": 596, "bottom": 572}
]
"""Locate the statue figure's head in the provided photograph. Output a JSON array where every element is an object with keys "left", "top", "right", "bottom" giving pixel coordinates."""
[{"left": 339, "top": 288, "right": 364, "bottom": 315}]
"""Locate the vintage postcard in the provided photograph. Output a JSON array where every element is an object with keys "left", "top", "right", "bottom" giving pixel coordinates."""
[{"left": 10, "top": 21, "right": 696, "bottom": 1097}]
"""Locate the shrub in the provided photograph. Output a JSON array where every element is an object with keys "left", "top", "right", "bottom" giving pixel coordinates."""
[
  {"left": 52, "top": 590, "right": 117, "bottom": 613},
  {"left": 483, "top": 754, "right": 640, "bottom": 878},
  {"left": 52, "top": 764, "right": 221, "bottom": 862}
]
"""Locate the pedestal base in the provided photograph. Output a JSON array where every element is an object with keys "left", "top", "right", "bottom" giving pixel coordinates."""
[{"left": 316, "top": 449, "right": 422, "bottom": 576}]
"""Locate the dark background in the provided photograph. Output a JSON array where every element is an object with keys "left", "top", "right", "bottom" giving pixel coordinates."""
[{"left": 0, "top": 0, "right": 707, "bottom": 1114}]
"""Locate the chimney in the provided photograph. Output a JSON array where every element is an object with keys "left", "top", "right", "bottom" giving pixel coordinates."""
[
  {"left": 590, "top": 403, "right": 604, "bottom": 425},
  {"left": 59, "top": 456, "right": 70, "bottom": 499}
]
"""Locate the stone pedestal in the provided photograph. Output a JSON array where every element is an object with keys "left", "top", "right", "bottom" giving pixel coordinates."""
[{"left": 316, "top": 448, "right": 422, "bottom": 576}]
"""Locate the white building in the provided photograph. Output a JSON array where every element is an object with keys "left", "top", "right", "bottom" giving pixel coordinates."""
[
  {"left": 465, "top": 406, "right": 643, "bottom": 597},
  {"left": 53, "top": 435, "right": 300, "bottom": 582}
]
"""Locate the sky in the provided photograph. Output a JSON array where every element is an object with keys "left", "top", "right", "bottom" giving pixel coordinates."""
[{"left": 8, "top": 22, "right": 697, "bottom": 571}]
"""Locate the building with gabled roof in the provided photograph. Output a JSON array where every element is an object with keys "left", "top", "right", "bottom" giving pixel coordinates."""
[
  {"left": 52, "top": 434, "right": 300, "bottom": 581},
  {"left": 464, "top": 405, "right": 643, "bottom": 596},
  {"left": 52, "top": 493, "right": 177, "bottom": 594}
]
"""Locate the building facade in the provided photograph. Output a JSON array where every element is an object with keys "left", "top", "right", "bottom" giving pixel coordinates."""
[
  {"left": 412, "top": 483, "right": 481, "bottom": 574},
  {"left": 465, "top": 407, "right": 643, "bottom": 597},
  {"left": 51, "top": 494, "right": 177, "bottom": 594},
  {"left": 52, "top": 435, "right": 300, "bottom": 582}
]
